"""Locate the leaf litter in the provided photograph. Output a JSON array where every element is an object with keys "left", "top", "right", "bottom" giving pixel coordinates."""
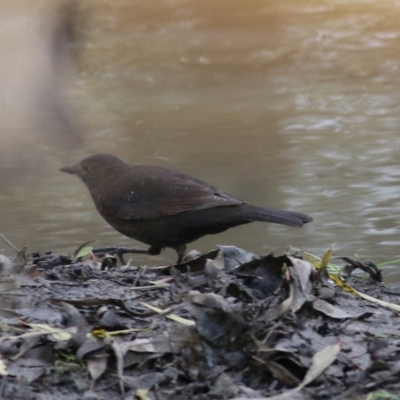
[{"left": 0, "top": 243, "right": 400, "bottom": 399}]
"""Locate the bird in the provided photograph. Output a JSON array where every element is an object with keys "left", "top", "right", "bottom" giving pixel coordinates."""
[{"left": 60, "top": 154, "right": 312, "bottom": 263}]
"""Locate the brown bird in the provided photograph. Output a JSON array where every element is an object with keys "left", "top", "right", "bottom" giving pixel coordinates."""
[{"left": 60, "top": 154, "right": 312, "bottom": 263}]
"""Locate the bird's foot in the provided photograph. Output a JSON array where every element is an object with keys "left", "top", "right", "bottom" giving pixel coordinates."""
[
  {"left": 92, "top": 246, "right": 161, "bottom": 265},
  {"left": 173, "top": 244, "right": 187, "bottom": 264}
]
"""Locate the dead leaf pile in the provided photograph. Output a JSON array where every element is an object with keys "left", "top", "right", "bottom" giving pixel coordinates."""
[{"left": 0, "top": 245, "right": 399, "bottom": 399}]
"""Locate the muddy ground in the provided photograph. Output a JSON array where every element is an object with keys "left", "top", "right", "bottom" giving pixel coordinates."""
[{"left": 0, "top": 244, "right": 400, "bottom": 400}]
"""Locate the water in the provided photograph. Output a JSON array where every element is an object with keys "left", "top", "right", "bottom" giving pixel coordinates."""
[{"left": 1, "top": 0, "right": 400, "bottom": 284}]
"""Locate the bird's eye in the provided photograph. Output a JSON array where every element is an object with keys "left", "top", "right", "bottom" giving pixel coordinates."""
[{"left": 82, "top": 164, "right": 90, "bottom": 173}]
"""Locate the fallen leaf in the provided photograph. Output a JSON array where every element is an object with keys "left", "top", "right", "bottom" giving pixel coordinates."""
[
  {"left": 74, "top": 241, "right": 95, "bottom": 260},
  {"left": 263, "top": 280, "right": 294, "bottom": 322},
  {"left": 139, "top": 301, "right": 195, "bottom": 326},
  {"left": 287, "top": 257, "right": 313, "bottom": 292},
  {"left": 295, "top": 343, "right": 341, "bottom": 391},
  {"left": 27, "top": 323, "right": 72, "bottom": 341},
  {"left": 87, "top": 356, "right": 107, "bottom": 380},
  {"left": 312, "top": 299, "right": 353, "bottom": 319},
  {"left": 136, "top": 388, "right": 152, "bottom": 400},
  {"left": 265, "top": 361, "right": 300, "bottom": 388},
  {"left": 0, "top": 355, "right": 7, "bottom": 376}
]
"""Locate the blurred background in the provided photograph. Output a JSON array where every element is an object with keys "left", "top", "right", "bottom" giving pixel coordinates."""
[{"left": 1, "top": 0, "right": 400, "bottom": 283}]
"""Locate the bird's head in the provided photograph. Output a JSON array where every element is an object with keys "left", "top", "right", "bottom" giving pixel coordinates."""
[{"left": 60, "top": 154, "right": 125, "bottom": 190}]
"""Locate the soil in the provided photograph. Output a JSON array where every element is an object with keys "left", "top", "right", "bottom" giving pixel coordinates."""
[{"left": 0, "top": 245, "right": 400, "bottom": 400}]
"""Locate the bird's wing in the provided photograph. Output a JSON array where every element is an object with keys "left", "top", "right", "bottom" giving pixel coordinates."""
[{"left": 103, "top": 166, "right": 243, "bottom": 220}]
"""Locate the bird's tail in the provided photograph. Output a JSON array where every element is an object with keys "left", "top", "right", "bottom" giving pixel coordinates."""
[{"left": 241, "top": 204, "right": 312, "bottom": 228}]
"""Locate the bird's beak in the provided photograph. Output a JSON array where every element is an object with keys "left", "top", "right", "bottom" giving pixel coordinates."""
[{"left": 60, "top": 163, "right": 79, "bottom": 175}]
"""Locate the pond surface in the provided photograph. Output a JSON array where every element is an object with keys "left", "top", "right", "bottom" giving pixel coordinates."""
[{"left": 1, "top": 0, "right": 400, "bottom": 284}]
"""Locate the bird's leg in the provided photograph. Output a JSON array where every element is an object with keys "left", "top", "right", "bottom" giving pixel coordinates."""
[
  {"left": 147, "top": 246, "right": 162, "bottom": 256},
  {"left": 92, "top": 244, "right": 188, "bottom": 264},
  {"left": 115, "top": 245, "right": 162, "bottom": 264},
  {"left": 92, "top": 246, "right": 161, "bottom": 265},
  {"left": 173, "top": 245, "right": 187, "bottom": 264}
]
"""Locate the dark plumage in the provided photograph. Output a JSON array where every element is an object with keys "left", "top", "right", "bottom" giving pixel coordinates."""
[{"left": 60, "top": 154, "right": 312, "bottom": 263}]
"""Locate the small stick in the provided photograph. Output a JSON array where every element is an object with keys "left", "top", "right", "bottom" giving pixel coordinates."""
[{"left": 0, "top": 233, "right": 19, "bottom": 252}]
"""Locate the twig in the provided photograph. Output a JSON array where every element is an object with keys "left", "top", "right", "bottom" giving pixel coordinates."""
[{"left": 0, "top": 234, "right": 19, "bottom": 252}]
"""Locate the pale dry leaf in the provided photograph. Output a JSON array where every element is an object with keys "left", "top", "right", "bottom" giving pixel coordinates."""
[
  {"left": 295, "top": 343, "right": 341, "bottom": 391},
  {"left": 139, "top": 301, "right": 195, "bottom": 326}
]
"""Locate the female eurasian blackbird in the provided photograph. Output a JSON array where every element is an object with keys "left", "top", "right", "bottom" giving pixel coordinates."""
[{"left": 60, "top": 154, "right": 312, "bottom": 263}]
